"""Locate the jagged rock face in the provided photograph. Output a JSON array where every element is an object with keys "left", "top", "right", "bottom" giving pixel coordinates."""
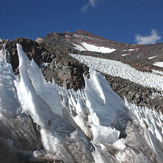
[
  {"left": 3, "top": 38, "right": 88, "bottom": 90},
  {"left": 5, "top": 38, "right": 45, "bottom": 71}
]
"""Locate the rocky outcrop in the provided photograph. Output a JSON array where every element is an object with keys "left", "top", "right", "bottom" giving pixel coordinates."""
[{"left": 2, "top": 38, "right": 88, "bottom": 90}]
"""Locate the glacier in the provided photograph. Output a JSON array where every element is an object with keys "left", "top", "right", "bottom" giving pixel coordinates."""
[{"left": 0, "top": 44, "right": 163, "bottom": 162}]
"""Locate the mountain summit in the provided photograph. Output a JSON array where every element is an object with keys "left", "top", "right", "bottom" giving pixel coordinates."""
[{"left": 36, "top": 30, "right": 163, "bottom": 62}]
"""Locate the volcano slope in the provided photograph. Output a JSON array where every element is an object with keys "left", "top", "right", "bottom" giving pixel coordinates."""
[
  {"left": 0, "top": 31, "right": 163, "bottom": 162},
  {"left": 3, "top": 30, "right": 163, "bottom": 110}
]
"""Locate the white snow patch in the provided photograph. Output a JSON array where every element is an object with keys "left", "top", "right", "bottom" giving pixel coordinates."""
[
  {"left": 121, "top": 54, "right": 129, "bottom": 56},
  {"left": 113, "top": 139, "right": 126, "bottom": 150},
  {"left": 151, "top": 69, "right": 163, "bottom": 76},
  {"left": 122, "top": 48, "right": 138, "bottom": 52},
  {"left": 73, "top": 43, "right": 86, "bottom": 51},
  {"left": 73, "top": 42, "right": 116, "bottom": 53},
  {"left": 153, "top": 62, "right": 163, "bottom": 68},
  {"left": 128, "top": 49, "right": 136, "bottom": 51},
  {"left": 70, "top": 54, "right": 163, "bottom": 91},
  {"left": 39, "top": 62, "right": 50, "bottom": 68},
  {"left": 148, "top": 55, "right": 158, "bottom": 60},
  {"left": 91, "top": 124, "right": 120, "bottom": 144}
]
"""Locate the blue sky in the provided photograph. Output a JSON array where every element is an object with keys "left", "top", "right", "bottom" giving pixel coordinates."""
[{"left": 0, "top": 0, "right": 163, "bottom": 44}]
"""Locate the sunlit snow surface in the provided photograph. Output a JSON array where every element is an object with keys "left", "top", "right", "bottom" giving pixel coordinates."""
[
  {"left": 153, "top": 62, "right": 163, "bottom": 68},
  {"left": 70, "top": 54, "right": 163, "bottom": 91},
  {"left": 122, "top": 49, "right": 138, "bottom": 52},
  {"left": 151, "top": 69, "right": 163, "bottom": 76},
  {"left": 73, "top": 42, "right": 116, "bottom": 53},
  {"left": 0, "top": 45, "right": 163, "bottom": 162},
  {"left": 148, "top": 55, "right": 158, "bottom": 60}
]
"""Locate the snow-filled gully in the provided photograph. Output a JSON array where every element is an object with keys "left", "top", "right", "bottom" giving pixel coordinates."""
[{"left": 0, "top": 44, "right": 163, "bottom": 162}]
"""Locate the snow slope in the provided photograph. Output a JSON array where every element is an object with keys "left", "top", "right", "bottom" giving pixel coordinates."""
[
  {"left": 153, "top": 62, "right": 163, "bottom": 68},
  {"left": 73, "top": 42, "right": 116, "bottom": 53},
  {"left": 0, "top": 44, "right": 163, "bottom": 162},
  {"left": 70, "top": 54, "right": 163, "bottom": 91}
]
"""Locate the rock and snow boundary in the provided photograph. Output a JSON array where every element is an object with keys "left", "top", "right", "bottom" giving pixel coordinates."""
[
  {"left": 73, "top": 42, "right": 116, "bottom": 53},
  {"left": 0, "top": 44, "right": 163, "bottom": 162},
  {"left": 70, "top": 54, "right": 163, "bottom": 92}
]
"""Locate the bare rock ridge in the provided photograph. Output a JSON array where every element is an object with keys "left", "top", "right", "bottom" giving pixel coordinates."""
[
  {"left": 36, "top": 30, "right": 163, "bottom": 74},
  {"left": 36, "top": 29, "right": 129, "bottom": 48}
]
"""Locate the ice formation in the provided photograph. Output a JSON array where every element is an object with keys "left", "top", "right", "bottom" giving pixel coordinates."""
[{"left": 0, "top": 44, "right": 163, "bottom": 162}]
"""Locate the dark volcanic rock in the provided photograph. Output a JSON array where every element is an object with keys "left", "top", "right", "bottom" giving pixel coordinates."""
[
  {"left": 5, "top": 38, "right": 45, "bottom": 72},
  {"left": 102, "top": 73, "right": 163, "bottom": 112},
  {"left": 1, "top": 38, "right": 88, "bottom": 90}
]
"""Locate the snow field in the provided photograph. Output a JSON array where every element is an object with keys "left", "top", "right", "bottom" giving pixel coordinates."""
[
  {"left": 73, "top": 42, "right": 116, "bottom": 53},
  {"left": 70, "top": 54, "right": 163, "bottom": 91},
  {"left": 153, "top": 61, "right": 163, "bottom": 68}
]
